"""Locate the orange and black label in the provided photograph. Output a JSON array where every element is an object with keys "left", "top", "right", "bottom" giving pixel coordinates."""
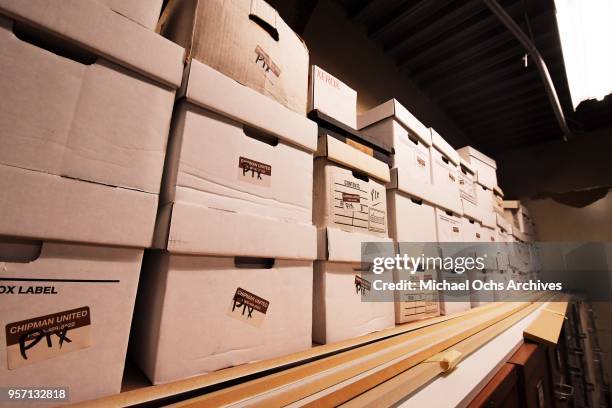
[
  {"left": 238, "top": 156, "right": 272, "bottom": 186},
  {"left": 228, "top": 288, "right": 270, "bottom": 327},
  {"left": 342, "top": 193, "right": 361, "bottom": 203},
  {"left": 254, "top": 46, "right": 281, "bottom": 77},
  {"left": 6, "top": 307, "right": 91, "bottom": 369},
  {"left": 355, "top": 276, "right": 371, "bottom": 295}
]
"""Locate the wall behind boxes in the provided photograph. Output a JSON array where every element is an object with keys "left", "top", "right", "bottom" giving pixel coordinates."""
[
  {"left": 271, "top": 0, "right": 470, "bottom": 148},
  {"left": 497, "top": 126, "right": 612, "bottom": 380}
]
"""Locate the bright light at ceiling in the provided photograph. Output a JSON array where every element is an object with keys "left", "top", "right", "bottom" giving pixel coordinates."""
[{"left": 554, "top": 0, "right": 612, "bottom": 110}]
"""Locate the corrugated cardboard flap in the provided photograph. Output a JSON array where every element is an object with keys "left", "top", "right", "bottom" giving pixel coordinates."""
[
  {"left": 318, "top": 134, "right": 390, "bottom": 183},
  {"left": 430, "top": 128, "right": 460, "bottom": 165},
  {"left": 322, "top": 227, "right": 393, "bottom": 263},
  {"left": 181, "top": 59, "right": 317, "bottom": 153},
  {"left": 457, "top": 146, "right": 497, "bottom": 169},
  {"left": 0, "top": 0, "right": 184, "bottom": 88},
  {"left": 494, "top": 185, "right": 504, "bottom": 197},
  {"left": 160, "top": 201, "right": 316, "bottom": 260},
  {"left": 357, "top": 99, "right": 431, "bottom": 146},
  {"left": 389, "top": 168, "right": 437, "bottom": 205}
]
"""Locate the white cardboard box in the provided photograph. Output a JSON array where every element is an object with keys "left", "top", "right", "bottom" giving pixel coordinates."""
[
  {"left": 503, "top": 200, "right": 535, "bottom": 238},
  {"left": 458, "top": 158, "right": 481, "bottom": 222},
  {"left": 0, "top": 239, "right": 142, "bottom": 404},
  {"left": 387, "top": 177, "right": 440, "bottom": 324},
  {"left": 457, "top": 146, "right": 498, "bottom": 190},
  {"left": 461, "top": 216, "right": 483, "bottom": 243},
  {"left": 358, "top": 99, "right": 434, "bottom": 202},
  {"left": 0, "top": 8, "right": 183, "bottom": 246},
  {"left": 475, "top": 183, "right": 496, "bottom": 229},
  {"left": 159, "top": 0, "right": 309, "bottom": 114},
  {"left": 313, "top": 131, "right": 390, "bottom": 242},
  {"left": 387, "top": 190, "right": 438, "bottom": 244},
  {"left": 309, "top": 65, "right": 357, "bottom": 129},
  {"left": 313, "top": 261, "right": 394, "bottom": 344},
  {"left": 493, "top": 186, "right": 505, "bottom": 216},
  {"left": 434, "top": 207, "right": 463, "bottom": 243},
  {"left": 430, "top": 128, "right": 461, "bottom": 205},
  {"left": 131, "top": 253, "right": 313, "bottom": 384},
  {"left": 154, "top": 60, "right": 317, "bottom": 258}
]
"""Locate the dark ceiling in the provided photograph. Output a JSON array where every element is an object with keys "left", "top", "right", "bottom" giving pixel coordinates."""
[
  {"left": 267, "top": 0, "right": 612, "bottom": 155},
  {"left": 337, "top": 0, "right": 612, "bottom": 155}
]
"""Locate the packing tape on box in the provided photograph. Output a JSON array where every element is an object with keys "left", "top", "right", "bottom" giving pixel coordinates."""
[{"left": 424, "top": 349, "right": 462, "bottom": 372}]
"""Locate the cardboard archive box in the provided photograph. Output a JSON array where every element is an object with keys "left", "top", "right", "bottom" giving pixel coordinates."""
[
  {"left": 358, "top": 99, "right": 435, "bottom": 203},
  {"left": 0, "top": 240, "right": 142, "bottom": 406},
  {"left": 0, "top": 2, "right": 183, "bottom": 403},
  {"left": 0, "top": 1, "right": 184, "bottom": 247},
  {"left": 159, "top": 0, "right": 309, "bottom": 115},
  {"left": 388, "top": 169, "right": 440, "bottom": 324},
  {"left": 430, "top": 128, "right": 461, "bottom": 206},
  {"left": 434, "top": 206, "right": 472, "bottom": 316},
  {"left": 309, "top": 65, "right": 357, "bottom": 129},
  {"left": 503, "top": 201, "right": 536, "bottom": 240},
  {"left": 312, "top": 116, "right": 395, "bottom": 344},
  {"left": 132, "top": 60, "right": 318, "bottom": 384},
  {"left": 457, "top": 145, "right": 498, "bottom": 190},
  {"left": 458, "top": 158, "right": 481, "bottom": 222}
]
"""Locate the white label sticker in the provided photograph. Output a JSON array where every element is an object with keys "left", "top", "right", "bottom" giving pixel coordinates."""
[{"left": 331, "top": 173, "right": 386, "bottom": 233}]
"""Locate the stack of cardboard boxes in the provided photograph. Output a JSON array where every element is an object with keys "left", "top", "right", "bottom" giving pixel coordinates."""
[
  {"left": 359, "top": 101, "right": 472, "bottom": 317},
  {"left": 358, "top": 100, "right": 442, "bottom": 323},
  {"left": 130, "top": 1, "right": 318, "bottom": 384},
  {"left": 0, "top": 0, "right": 183, "bottom": 403},
  {"left": 309, "top": 67, "right": 395, "bottom": 344},
  {"left": 0, "top": 0, "right": 545, "bottom": 400}
]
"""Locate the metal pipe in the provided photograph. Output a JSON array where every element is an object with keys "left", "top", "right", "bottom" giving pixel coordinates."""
[{"left": 483, "top": 0, "right": 572, "bottom": 141}]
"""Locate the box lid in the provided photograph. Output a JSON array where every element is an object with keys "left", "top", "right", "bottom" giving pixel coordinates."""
[
  {"left": 155, "top": 201, "right": 316, "bottom": 260},
  {"left": 321, "top": 227, "right": 393, "bottom": 263},
  {"left": 457, "top": 146, "right": 497, "bottom": 170},
  {"left": 181, "top": 59, "right": 317, "bottom": 153},
  {"left": 317, "top": 134, "right": 391, "bottom": 183},
  {"left": 430, "top": 128, "right": 460, "bottom": 165},
  {"left": 388, "top": 168, "right": 437, "bottom": 205},
  {"left": 357, "top": 99, "right": 431, "bottom": 147},
  {"left": 0, "top": 0, "right": 184, "bottom": 88}
]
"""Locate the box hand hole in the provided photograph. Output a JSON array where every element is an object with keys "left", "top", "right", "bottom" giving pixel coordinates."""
[
  {"left": 234, "top": 257, "right": 275, "bottom": 269},
  {"left": 13, "top": 22, "right": 97, "bottom": 65},
  {"left": 243, "top": 126, "right": 279, "bottom": 146},
  {"left": 248, "top": 15, "right": 279, "bottom": 41},
  {"left": 0, "top": 237, "right": 42, "bottom": 263}
]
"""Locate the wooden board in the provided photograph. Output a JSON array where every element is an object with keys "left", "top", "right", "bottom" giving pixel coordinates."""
[
  {"left": 73, "top": 303, "right": 501, "bottom": 407},
  {"left": 523, "top": 295, "right": 568, "bottom": 346},
  {"left": 169, "top": 299, "right": 546, "bottom": 407}
]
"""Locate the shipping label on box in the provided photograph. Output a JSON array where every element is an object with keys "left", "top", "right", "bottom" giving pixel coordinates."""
[
  {"left": 227, "top": 287, "right": 270, "bottom": 328},
  {"left": 6, "top": 307, "right": 91, "bottom": 370},
  {"left": 331, "top": 172, "right": 387, "bottom": 234},
  {"left": 237, "top": 156, "right": 273, "bottom": 187}
]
